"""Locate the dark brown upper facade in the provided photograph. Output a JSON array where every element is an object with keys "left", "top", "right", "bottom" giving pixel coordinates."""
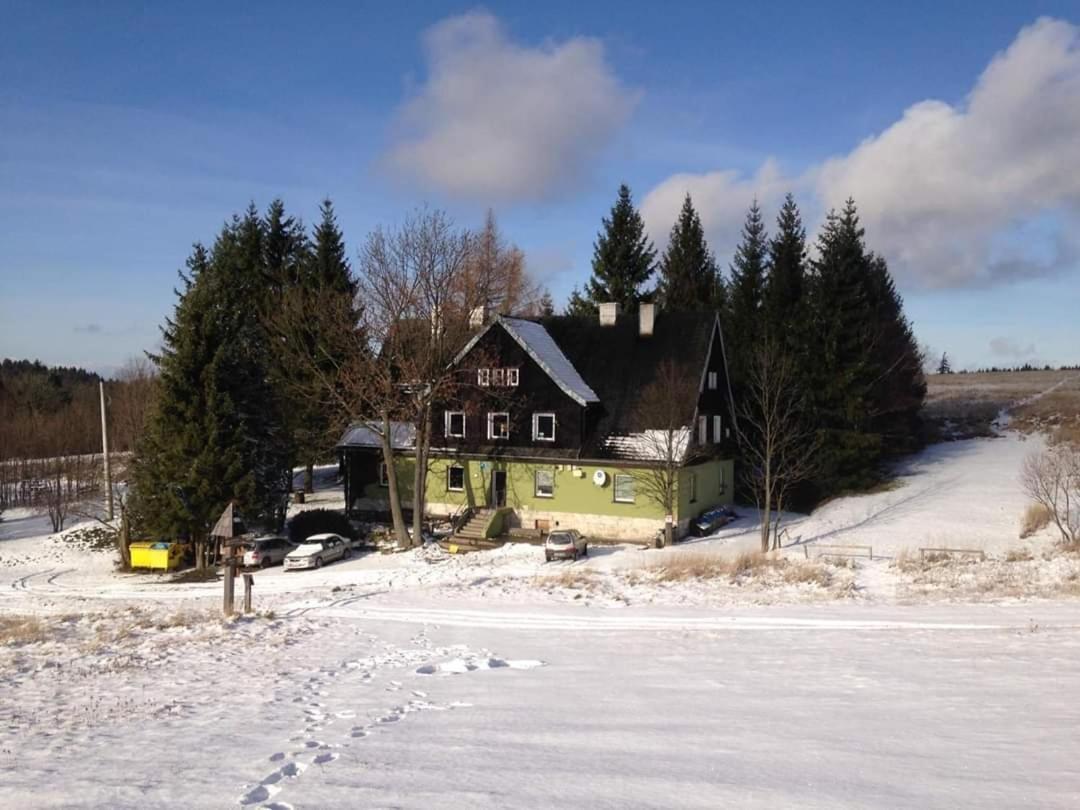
[{"left": 432, "top": 306, "right": 736, "bottom": 464}]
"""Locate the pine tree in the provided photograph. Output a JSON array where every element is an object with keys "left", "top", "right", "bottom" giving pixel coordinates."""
[
  {"left": 764, "top": 193, "right": 807, "bottom": 331},
  {"left": 584, "top": 184, "right": 656, "bottom": 312},
  {"left": 538, "top": 290, "right": 555, "bottom": 317},
  {"left": 564, "top": 286, "right": 595, "bottom": 317},
  {"left": 656, "top": 194, "right": 720, "bottom": 312},
  {"left": 805, "top": 199, "right": 886, "bottom": 492},
  {"left": 726, "top": 201, "right": 769, "bottom": 388},
  {"left": 131, "top": 209, "right": 292, "bottom": 562},
  {"left": 937, "top": 352, "right": 952, "bottom": 375},
  {"left": 291, "top": 199, "right": 360, "bottom": 491}
]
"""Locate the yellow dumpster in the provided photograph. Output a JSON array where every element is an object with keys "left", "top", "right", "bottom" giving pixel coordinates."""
[{"left": 130, "top": 541, "right": 185, "bottom": 571}]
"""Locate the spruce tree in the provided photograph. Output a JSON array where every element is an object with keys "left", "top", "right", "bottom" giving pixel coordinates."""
[
  {"left": 805, "top": 199, "right": 884, "bottom": 492},
  {"left": 584, "top": 184, "right": 656, "bottom": 312},
  {"left": 656, "top": 194, "right": 720, "bottom": 312},
  {"left": 564, "top": 286, "right": 595, "bottom": 317},
  {"left": 131, "top": 210, "right": 292, "bottom": 561},
  {"left": 937, "top": 352, "right": 952, "bottom": 375},
  {"left": 764, "top": 193, "right": 807, "bottom": 331},
  {"left": 726, "top": 201, "right": 769, "bottom": 388}
]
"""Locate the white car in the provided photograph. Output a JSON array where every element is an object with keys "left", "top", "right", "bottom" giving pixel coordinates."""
[
  {"left": 242, "top": 535, "right": 296, "bottom": 568},
  {"left": 284, "top": 533, "right": 351, "bottom": 570},
  {"left": 544, "top": 529, "right": 588, "bottom": 562}
]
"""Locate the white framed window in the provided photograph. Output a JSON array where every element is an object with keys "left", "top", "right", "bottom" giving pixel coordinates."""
[
  {"left": 707, "top": 371, "right": 718, "bottom": 390},
  {"left": 533, "top": 413, "right": 556, "bottom": 442},
  {"left": 447, "top": 465, "right": 465, "bottom": 492},
  {"left": 688, "top": 472, "right": 697, "bottom": 503},
  {"left": 477, "top": 368, "right": 491, "bottom": 387},
  {"left": 507, "top": 368, "right": 519, "bottom": 387},
  {"left": 378, "top": 462, "right": 388, "bottom": 488},
  {"left": 613, "top": 474, "right": 635, "bottom": 504},
  {"left": 698, "top": 415, "right": 707, "bottom": 444},
  {"left": 713, "top": 415, "right": 722, "bottom": 443},
  {"left": 493, "top": 368, "right": 506, "bottom": 387},
  {"left": 535, "top": 469, "right": 554, "bottom": 498},
  {"left": 445, "top": 411, "right": 466, "bottom": 438},
  {"left": 488, "top": 412, "right": 510, "bottom": 440}
]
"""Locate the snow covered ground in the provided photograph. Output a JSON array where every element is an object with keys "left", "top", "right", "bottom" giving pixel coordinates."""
[{"left": 2, "top": 431, "right": 1080, "bottom": 807}]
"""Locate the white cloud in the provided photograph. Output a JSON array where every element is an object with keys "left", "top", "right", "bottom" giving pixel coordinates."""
[
  {"left": 642, "top": 17, "right": 1080, "bottom": 289},
  {"left": 384, "top": 11, "right": 637, "bottom": 201},
  {"left": 640, "top": 159, "right": 797, "bottom": 264}
]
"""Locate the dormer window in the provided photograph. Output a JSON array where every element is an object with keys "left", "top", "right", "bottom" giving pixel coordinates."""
[
  {"left": 445, "top": 411, "right": 466, "bottom": 438},
  {"left": 533, "top": 413, "right": 556, "bottom": 442},
  {"left": 488, "top": 412, "right": 510, "bottom": 440}
]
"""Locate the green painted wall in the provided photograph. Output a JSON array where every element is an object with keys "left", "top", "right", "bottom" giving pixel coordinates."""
[
  {"left": 361, "top": 454, "right": 733, "bottom": 522},
  {"left": 677, "top": 458, "right": 735, "bottom": 519}
]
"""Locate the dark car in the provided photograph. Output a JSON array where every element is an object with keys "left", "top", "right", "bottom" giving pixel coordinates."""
[{"left": 691, "top": 506, "right": 738, "bottom": 537}]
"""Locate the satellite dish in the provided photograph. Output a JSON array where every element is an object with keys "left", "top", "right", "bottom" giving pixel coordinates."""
[{"left": 592, "top": 469, "right": 608, "bottom": 487}]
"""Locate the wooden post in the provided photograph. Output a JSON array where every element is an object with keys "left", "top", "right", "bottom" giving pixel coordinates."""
[
  {"left": 243, "top": 573, "right": 253, "bottom": 614},
  {"left": 223, "top": 558, "right": 235, "bottom": 616}
]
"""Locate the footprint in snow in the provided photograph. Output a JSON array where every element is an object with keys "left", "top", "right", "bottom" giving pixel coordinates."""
[{"left": 314, "top": 752, "right": 339, "bottom": 765}]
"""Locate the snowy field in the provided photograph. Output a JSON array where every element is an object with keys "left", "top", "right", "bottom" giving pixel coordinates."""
[{"left": 2, "top": 431, "right": 1080, "bottom": 807}]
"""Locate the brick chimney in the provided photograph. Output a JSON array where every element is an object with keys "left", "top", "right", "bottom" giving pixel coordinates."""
[
  {"left": 598, "top": 302, "right": 620, "bottom": 326},
  {"left": 639, "top": 302, "right": 655, "bottom": 336}
]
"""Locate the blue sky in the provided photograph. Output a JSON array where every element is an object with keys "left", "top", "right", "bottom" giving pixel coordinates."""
[{"left": 2, "top": 1, "right": 1080, "bottom": 374}]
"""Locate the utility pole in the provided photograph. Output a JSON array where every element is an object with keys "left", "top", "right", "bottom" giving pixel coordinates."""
[{"left": 99, "top": 380, "right": 114, "bottom": 521}]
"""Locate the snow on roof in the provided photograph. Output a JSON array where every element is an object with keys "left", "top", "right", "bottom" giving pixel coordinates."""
[
  {"left": 602, "top": 428, "right": 691, "bottom": 462},
  {"left": 455, "top": 316, "right": 599, "bottom": 406},
  {"left": 337, "top": 421, "right": 415, "bottom": 450}
]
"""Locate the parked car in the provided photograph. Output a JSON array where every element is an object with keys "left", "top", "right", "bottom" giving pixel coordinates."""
[
  {"left": 691, "top": 506, "right": 738, "bottom": 537},
  {"left": 284, "top": 533, "right": 351, "bottom": 570},
  {"left": 243, "top": 535, "right": 296, "bottom": 568},
  {"left": 545, "top": 529, "right": 588, "bottom": 562}
]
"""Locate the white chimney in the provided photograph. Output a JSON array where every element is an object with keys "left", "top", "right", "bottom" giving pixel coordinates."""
[
  {"left": 469, "top": 305, "right": 487, "bottom": 329},
  {"left": 599, "top": 302, "right": 620, "bottom": 326},
  {"left": 639, "top": 302, "right": 655, "bottom": 336}
]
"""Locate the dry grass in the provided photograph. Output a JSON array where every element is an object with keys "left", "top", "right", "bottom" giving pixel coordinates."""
[
  {"left": 649, "top": 551, "right": 835, "bottom": 588},
  {"left": 541, "top": 569, "right": 598, "bottom": 590},
  {"left": 0, "top": 615, "right": 50, "bottom": 645},
  {"left": 1020, "top": 504, "right": 1052, "bottom": 538},
  {"left": 1005, "top": 547, "right": 1035, "bottom": 562}
]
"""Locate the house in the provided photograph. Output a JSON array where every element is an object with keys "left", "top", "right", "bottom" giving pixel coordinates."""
[{"left": 338, "top": 303, "right": 736, "bottom": 541}]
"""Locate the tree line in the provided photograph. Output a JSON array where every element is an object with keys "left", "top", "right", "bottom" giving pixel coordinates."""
[{"left": 567, "top": 185, "right": 926, "bottom": 543}]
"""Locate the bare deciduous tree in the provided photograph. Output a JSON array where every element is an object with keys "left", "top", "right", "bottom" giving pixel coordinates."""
[
  {"left": 454, "top": 210, "right": 542, "bottom": 317},
  {"left": 631, "top": 359, "right": 699, "bottom": 547},
  {"left": 272, "top": 208, "right": 495, "bottom": 549},
  {"left": 736, "top": 340, "right": 819, "bottom": 552},
  {"left": 1021, "top": 444, "right": 1080, "bottom": 545}
]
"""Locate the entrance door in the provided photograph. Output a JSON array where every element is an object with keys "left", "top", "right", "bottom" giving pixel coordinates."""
[{"left": 492, "top": 470, "right": 507, "bottom": 508}]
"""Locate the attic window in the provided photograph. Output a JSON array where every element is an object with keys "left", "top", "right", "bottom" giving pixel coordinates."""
[
  {"left": 698, "top": 415, "right": 707, "bottom": 444},
  {"left": 707, "top": 371, "right": 718, "bottom": 390},
  {"left": 713, "top": 415, "right": 722, "bottom": 444},
  {"left": 533, "top": 413, "right": 556, "bottom": 442},
  {"left": 493, "top": 368, "right": 506, "bottom": 387},
  {"left": 477, "top": 368, "right": 491, "bottom": 387},
  {"left": 507, "top": 368, "right": 519, "bottom": 386},
  {"left": 488, "top": 412, "right": 510, "bottom": 440},
  {"left": 445, "top": 411, "right": 466, "bottom": 438}
]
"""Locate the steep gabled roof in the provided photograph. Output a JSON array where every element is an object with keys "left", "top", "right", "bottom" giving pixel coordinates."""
[{"left": 453, "top": 315, "right": 599, "bottom": 406}]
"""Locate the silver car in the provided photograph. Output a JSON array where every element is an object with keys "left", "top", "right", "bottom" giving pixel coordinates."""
[
  {"left": 544, "top": 529, "right": 588, "bottom": 562},
  {"left": 243, "top": 535, "right": 296, "bottom": 568},
  {"left": 284, "top": 533, "right": 351, "bottom": 570}
]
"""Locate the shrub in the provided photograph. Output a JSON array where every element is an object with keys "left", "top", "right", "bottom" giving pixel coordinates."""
[
  {"left": 287, "top": 508, "right": 356, "bottom": 544},
  {"left": 1019, "top": 504, "right": 1051, "bottom": 539}
]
